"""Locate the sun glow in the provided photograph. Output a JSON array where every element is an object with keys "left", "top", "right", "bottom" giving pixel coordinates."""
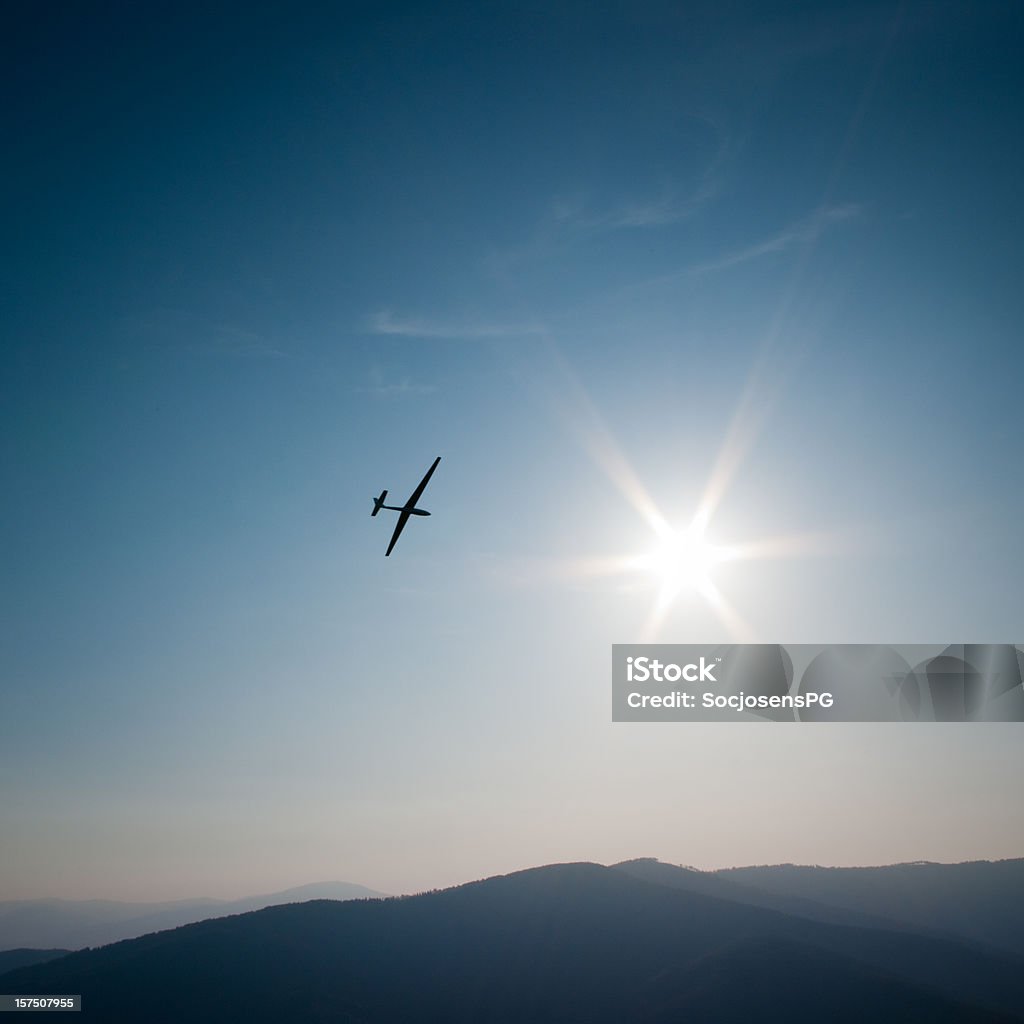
[
  {"left": 632, "top": 525, "right": 730, "bottom": 603},
  {"left": 543, "top": 353, "right": 846, "bottom": 641},
  {"left": 617, "top": 520, "right": 751, "bottom": 640}
]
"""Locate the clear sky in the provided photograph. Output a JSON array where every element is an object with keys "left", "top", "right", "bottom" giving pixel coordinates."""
[{"left": 2, "top": 1, "right": 1023, "bottom": 900}]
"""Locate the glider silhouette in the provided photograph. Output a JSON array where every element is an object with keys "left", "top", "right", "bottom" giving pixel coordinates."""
[{"left": 371, "top": 456, "right": 441, "bottom": 556}]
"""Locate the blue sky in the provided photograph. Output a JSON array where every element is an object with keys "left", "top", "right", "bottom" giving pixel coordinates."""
[{"left": 2, "top": 1, "right": 1023, "bottom": 899}]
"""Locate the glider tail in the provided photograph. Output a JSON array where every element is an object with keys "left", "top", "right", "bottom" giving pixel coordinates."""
[{"left": 371, "top": 489, "right": 387, "bottom": 516}]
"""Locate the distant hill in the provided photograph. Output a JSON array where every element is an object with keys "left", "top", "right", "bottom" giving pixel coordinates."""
[
  {"left": 718, "top": 859, "right": 1024, "bottom": 955},
  {"left": 5, "top": 862, "right": 1022, "bottom": 1022},
  {"left": 613, "top": 858, "right": 928, "bottom": 933},
  {"left": 0, "top": 881, "right": 385, "bottom": 950},
  {"left": 0, "top": 948, "right": 71, "bottom": 976}
]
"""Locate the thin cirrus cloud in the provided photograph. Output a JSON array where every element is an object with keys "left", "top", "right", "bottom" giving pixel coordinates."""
[
  {"left": 121, "top": 310, "right": 287, "bottom": 357},
  {"left": 353, "top": 367, "right": 437, "bottom": 398},
  {"left": 551, "top": 114, "right": 732, "bottom": 233},
  {"left": 486, "top": 119, "right": 733, "bottom": 277},
  {"left": 550, "top": 177, "right": 720, "bottom": 232},
  {"left": 367, "top": 310, "right": 547, "bottom": 340},
  {"left": 688, "top": 201, "right": 865, "bottom": 275},
  {"left": 486, "top": 184, "right": 717, "bottom": 276}
]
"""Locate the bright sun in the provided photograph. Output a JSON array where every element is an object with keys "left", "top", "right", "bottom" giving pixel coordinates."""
[{"left": 632, "top": 526, "right": 730, "bottom": 605}]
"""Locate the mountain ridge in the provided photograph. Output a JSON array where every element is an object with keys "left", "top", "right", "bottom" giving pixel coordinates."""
[
  {"left": 716, "top": 858, "right": 1024, "bottom": 955},
  {"left": 4, "top": 860, "right": 1022, "bottom": 1022},
  {"left": 0, "top": 880, "right": 385, "bottom": 951}
]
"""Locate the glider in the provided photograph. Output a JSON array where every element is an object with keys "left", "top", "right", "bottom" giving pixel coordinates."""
[{"left": 371, "top": 456, "right": 441, "bottom": 556}]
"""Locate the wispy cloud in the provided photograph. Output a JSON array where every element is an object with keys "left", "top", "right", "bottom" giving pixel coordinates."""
[
  {"left": 121, "top": 309, "right": 286, "bottom": 357},
  {"left": 689, "top": 202, "right": 864, "bottom": 274},
  {"left": 205, "top": 324, "right": 286, "bottom": 358},
  {"left": 549, "top": 177, "right": 720, "bottom": 232},
  {"left": 485, "top": 192, "right": 700, "bottom": 279},
  {"left": 367, "top": 310, "right": 546, "bottom": 340},
  {"left": 353, "top": 366, "right": 437, "bottom": 398},
  {"left": 485, "top": 113, "right": 733, "bottom": 277}
]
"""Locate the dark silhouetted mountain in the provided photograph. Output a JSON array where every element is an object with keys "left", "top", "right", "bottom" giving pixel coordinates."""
[
  {"left": 614, "top": 858, "right": 919, "bottom": 932},
  {"left": 0, "top": 948, "right": 71, "bottom": 976},
  {"left": 4, "top": 863, "right": 1022, "bottom": 1023},
  {"left": 0, "top": 881, "right": 385, "bottom": 951},
  {"left": 718, "top": 859, "right": 1024, "bottom": 955},
  {"left": 642, "top": 935, "right": 1016, "bottom": 1024}
]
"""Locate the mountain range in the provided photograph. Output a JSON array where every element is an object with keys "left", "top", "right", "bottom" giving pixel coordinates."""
[
  {"left": 0, "top": 881, "right": 384, "bottom": 951},
  {"left": 716, "top": 859, "right": 1024, "bottom": 956},
  {"left": 2, "top": 858, "right": 1022, "bottom": 1022}
]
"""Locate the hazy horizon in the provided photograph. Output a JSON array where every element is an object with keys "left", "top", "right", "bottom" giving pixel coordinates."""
[
  {"left": 3, "top": 2, "right": 1023, "bottom": 905},
  {"left": 6, "top": 837, "right": 1024, "bottom": 905},
  {"left": 5, "top": 849, "right": 1024, "bottom": 906}
]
